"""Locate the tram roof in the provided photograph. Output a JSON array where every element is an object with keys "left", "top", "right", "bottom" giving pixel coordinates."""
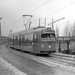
[
  {"left": 21, "top": 26, "right": 46, "bottom": 34},
  {"left": 9, "top": 26, "right": 54, "bottom": 36}
]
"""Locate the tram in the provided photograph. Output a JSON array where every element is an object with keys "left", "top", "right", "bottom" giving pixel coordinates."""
[{"left": 8, "top": 26, "right": 56, "bottom": 55}]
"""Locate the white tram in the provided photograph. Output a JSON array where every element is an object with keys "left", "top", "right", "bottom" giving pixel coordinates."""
[{"left": 8, "top": 26, "right": 56, "bottom": 55}]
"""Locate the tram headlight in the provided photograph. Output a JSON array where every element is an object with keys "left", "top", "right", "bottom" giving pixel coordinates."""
[
  {"left": 49, "top": 45, "right": 51, "bottom": 48},
  {"left": 32, "top": 43, "right": 34, "bottom": 45},
  {"left": 41, "top": 44, "right": 44, "bottom": 48}
]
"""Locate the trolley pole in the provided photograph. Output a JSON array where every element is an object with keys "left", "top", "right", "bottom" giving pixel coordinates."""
[{"left": 23, "top": 15, "right": 33, "bottom": 30}]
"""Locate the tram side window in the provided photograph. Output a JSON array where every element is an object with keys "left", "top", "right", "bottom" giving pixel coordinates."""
[
  {"left": 11, "top": 38, "right": 13, "bottom": 44},
  {"left": 9, "top": 37, "right": 13, "bottom": 45},
  {"left": 37, "top": 33, "right": 40, "bottom": 41},
  {"left": 17, "top": 36, "right": 19, "bottom": 45},
  {"left": 14, "top": 36, "right": 18, "bottom": 45},
  {"left": 22, "top": 34, "right": 28, "bottom": 43},
  {"left": 30, "top": 33, "right": 33, "bottom": 41},
  {"left": 14, "top": 36, "right": 16, "bottom": 45},
  {"left": 22, "top": 33, "right": 33, "bottom": 43},
  {"left": 28, "top": 33, "right": 33, "bottom": 42},
  {"left": 33, "top": 33, "right": 37, "bottom": 42},
  {"left": 19, "top": 34, "right": 21, "bottom": 44},
  {"left": 22, "top": 35, "right": 25, "bottom": 43},
  {"left": 34, "top": 33, "right": 40, "bottom": 42},
  {"left": 21, "top": 34, "right": 22, "bottom": 41},
  {"left": 15, "top": 36, "right": 18, "bottom": 44},
  {"left": 25, "top": 34, "right": 27, "bottom": 42}
]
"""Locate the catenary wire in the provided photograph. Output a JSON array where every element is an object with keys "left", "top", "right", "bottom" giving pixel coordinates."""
[
  {"left": 13, "top": 0, "right": 50, "bottom": 24},
  {"left": 27, "top": 0, "right": 50, "bottom": 14},
  {"left": 45, "top": 2, "right": 75, "bottom": 17},
  {"left": 13, "top": 1, "right": 75, "bottom": 25}
]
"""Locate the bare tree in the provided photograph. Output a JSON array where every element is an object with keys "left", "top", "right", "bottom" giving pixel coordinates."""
[
  {"left": 63, "top": 21, "right": 71, "bottom": 36},
  {"left": 72, "top": 22, "right": 75, "bottom": 36}
]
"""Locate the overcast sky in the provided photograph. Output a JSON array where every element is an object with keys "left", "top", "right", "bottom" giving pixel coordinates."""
[{"left": 0, "top": 0, "right": 75, "bottom": 36}]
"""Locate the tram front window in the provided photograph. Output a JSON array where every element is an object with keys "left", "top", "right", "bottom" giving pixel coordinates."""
[{"left": 41, "top": 33, "right": 55, "bottom": 41}]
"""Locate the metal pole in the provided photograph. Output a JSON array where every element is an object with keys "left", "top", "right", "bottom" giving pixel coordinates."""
[
  {"left": 59, "top": 41, "right": 61, "bottom": 52},
  {"left": 39, "top": 18, "right": 40, "bottom": 27},
  {"left": 23, "top": 16, "right": 27, "bottom": 30},
  {"left": 48, "top": 17, "right": 65, "bottom": 28},
  {"left": 44, "top": 18, "right": 46, "bottom": 27},
  {"left": 0, "top": 18, "right": 2, "bottom": 41},
  {"left": 52, "top": 18, "right": 54, "bottom": 30},
  {"left": 67, "top": 40, "right": 70, "bottom": 54},
  {"left": 23, "top": 15, "right": 33, "bottom": 29}
]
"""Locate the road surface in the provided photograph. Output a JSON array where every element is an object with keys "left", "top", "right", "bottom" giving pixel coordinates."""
[{"left": 0, "top": 45, "right": 75, "bottom": 75}]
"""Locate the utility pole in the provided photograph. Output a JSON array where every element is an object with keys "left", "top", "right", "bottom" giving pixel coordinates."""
[
  {"left": 23, "top": 15, "right": 33, "bottom": 30},
  {"left": 52, "top": 18, "right": 54, "bottom": 30},
  {"left": 56, "top": 25, "right": 59, "bottom": 37},
  {"left": 48, "top": 17, "right": 65, "bottom": 30},
  {"left": 39, "top": 18, "right": 40, "bottom": 27},
  {"left": 0, "top": 18, "right": 2, "bottom": 41},
  {"left": 48, "top": 17, "right": 65, "bottom": 52},
  {"left": 44, "top": 18, "right": 46, "bottom": 27}
]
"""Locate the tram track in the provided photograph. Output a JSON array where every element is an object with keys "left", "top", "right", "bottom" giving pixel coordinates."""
[
  {"left": 10, "top": 45, "right": 75, "bottom": 66},
  {"left": 5, "top": 45, "right": 75, "bottom": 71},
  {"left": 50, "top": 53, "right": 75, "bottom": 65},
  {"left": 9, "top": 46, "right": 75, "bottom": 65},
  {"left": 45, "top": 53, "right": 75, "bottom": 68}
]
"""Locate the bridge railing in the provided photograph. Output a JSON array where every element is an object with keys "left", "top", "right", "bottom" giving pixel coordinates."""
[{"left": 56, "top": 36, "right": 75, "bottom": 54}]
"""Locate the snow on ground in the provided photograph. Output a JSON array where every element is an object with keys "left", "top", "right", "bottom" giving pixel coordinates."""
[
  {"left": 10, "top": 48, "right": 75, "bottom": 72},
  {"left": 0, "top": 54, "right": 27, "bottom": 75}
]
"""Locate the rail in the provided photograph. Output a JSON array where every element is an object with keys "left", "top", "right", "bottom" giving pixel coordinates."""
[{"left": 51, "top": 53, "right": 75, "bottom": 60}]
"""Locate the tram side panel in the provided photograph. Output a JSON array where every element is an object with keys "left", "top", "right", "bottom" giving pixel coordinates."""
[
  {"left": 13, "top": 35, "right": 20, "bottom": 50},
  {"left": 33, "top": 32, "right": 40, "bottom": 54},
  {"left": 38, "top": 33, "right": 56, "bottom": 54},
  {"left": 8, "top": 35, "right": 14, "bottom": 48},
  {"left": 33, "top": 32, "right": 56, "bottom": 54},
  {"left": 21, "top": 33, "right": 34, "bottom": 52},
  {"left": 8, "top": 27, "right": 56, "bottom": 55},
  {"left": 8, "top": 37, "right": 13, "bottom": 48},
  {"left": 36, "top": 42, "right": 56, "bottom": 54},
  {"left": 51, "top": 42, "right": 56, "bottom": 52},
  {"left": 13, "top": 36, "right": 16, "bottom": 49}
]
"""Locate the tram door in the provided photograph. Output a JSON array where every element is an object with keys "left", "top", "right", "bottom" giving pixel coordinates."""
[
  {"left": 33, "top": 33, "right": 37, "bottom": 53},
  {"left": 33, "top": 32, "right": 40, "bottom": 54}
]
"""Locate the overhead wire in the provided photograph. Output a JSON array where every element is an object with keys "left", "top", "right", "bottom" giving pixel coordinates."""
[
  {"left": 27, "top": 0, "right": 50, "bottom": 14},
  {"left": 13, "top": 1, "right": 75, "bottom": 27},
  {"left": 13, "top": 16, "right": 23, "bottom": 24},
  {"left": 46, "top": 2, "right": 75, "bottom": 17},
  {"left": 13, "top": 0, "right": 50, "bottom": 24},
  {"left": 33, "top": 1, "right": 75, "bottom": 26}
]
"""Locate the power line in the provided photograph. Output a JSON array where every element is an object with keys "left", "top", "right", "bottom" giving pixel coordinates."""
[
  {"left": 13, "top": 1, "right": 75, "bottom": 25},
  {"left": 13, "top": 0, "right": 49, "bottom": 24},
  {"left": 33, "top": 2, "right": 75, "bottom": 25},
  {"left": 13, "top": 16, "right": 23, "bottom": 24},
  {"left": 27, "top": 0, "right": 50, "bottom": 14},
  {"left": 46, "top": 2, "right": 75, "bottom": 17}
]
